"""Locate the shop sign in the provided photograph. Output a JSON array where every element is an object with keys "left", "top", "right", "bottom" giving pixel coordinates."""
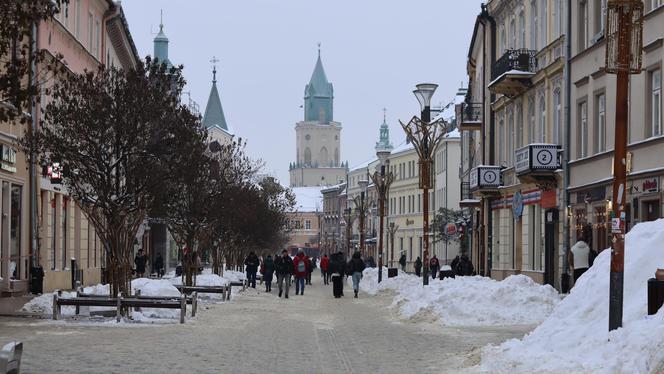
[
  {"left": 629, "top": 178, "right": 659, "bottom": 196},
  {"left": 515, "top": 147, "right": 530, "bottom": 174},
  {"left": 541, "top": 189, "right": 558, "bottom": 209},
  {"left": 512, "top": 191, "right": 524, "bottom": 217},
  {"left": 445, "top": 223, "right": 457, "bottom": 235},
  {"left": 0, "top": 144, "right": 16, "bottom": 173},
  {"left": 576, "top": 187, "right": 606, "bottom": 204}
]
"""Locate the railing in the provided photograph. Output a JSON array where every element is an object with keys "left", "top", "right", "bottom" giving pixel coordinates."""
[
  {"left": 491, "top": 49, "right": 538, "bottom": 81},
  {"left": 460, "top": 102, "right": 482, "bottom": 124},
  {"left": 460, "top": 181, "right": 473, "bottom": 201}
]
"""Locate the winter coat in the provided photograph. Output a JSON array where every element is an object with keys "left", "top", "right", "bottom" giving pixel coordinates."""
[
  {"left": 399, "top": 254, "right": 407, "bottom": 266},
  {"left": 429, "top": 257, "right": 439, "bottom": 270},
  {"left": 134, "top": 254, "right": 147, "bottom": 272},
  {"left": 154, "top": 256, "right": 164, "bottom": 270},
  {"left": 348, "top": 252, "right": 366, "bottom": 275},
  {"left": 263, "top": 257, "right": 275, "bottom": 277},
  {"left": 244, "top": 254, "right": 260, "bottom": 273},
  {"left": 274, "top": 255, "right": 294, "bottom": 275},
  {"left": 414, "top": 258, "right": 422, "bottom": 270},
  {"left": 329, "top": 253, "right": 345, "bottom": 276},
  {"left": 293, "top": 253, "right": 311, "bottom": 278},
  {"left": 320, "top": 257, "right": 330, "bottom": 271}
]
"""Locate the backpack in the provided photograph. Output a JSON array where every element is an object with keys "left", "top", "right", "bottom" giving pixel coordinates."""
[
  {"left": 588, "top": 249, "right": 598, "bottom": 267},
  {"left": 297, "top": 259, "right": 306, "bottom": 273}
]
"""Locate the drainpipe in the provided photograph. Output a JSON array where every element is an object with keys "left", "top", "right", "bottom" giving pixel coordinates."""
[{"left": 561, "top": 0, "right": 573, "bottom": 292}]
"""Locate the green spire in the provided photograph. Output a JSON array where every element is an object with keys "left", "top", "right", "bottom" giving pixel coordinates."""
[
  {"left": 304, "top": 44, "right": 334, "bottom": 123},
  {"left": 153, "top": 11, "right": 171, "bottom": 67},
  {"left": 202, "top": 58, "right": 228, "bottom": 131},
  {"left": 375, "top": 108, "right": 393, "bottom": 153}
]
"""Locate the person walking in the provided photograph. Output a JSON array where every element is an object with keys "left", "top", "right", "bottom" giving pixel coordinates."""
[
  {"left": 154, "top": 253, "right": 164, "bottom": 277},
  {"left": 262, "top": 255, "right": 275, "bottom": 292},
  {"left": 330, "top": 251, "right": 346, "bottom": 298},
  {"left": 244, "top": 251, "right": 260, "bottom": 289},
  {"left": 414, "top": 256, "right": 422, "bottom": 277},
  {"left": 306, "top": 256, "right": 316, "bottom": 285},
  {"left": 429, "top": 255, "right": 440, "bottom": 280},
  {"left": 569, "top": 235, "right": 591, "bottom": 285},
  {"left": 399, "top": 253, "right": 407, "bottom": 272},
  {"left": 274, "top": 250, "right": 294, "bottom": 298},
  {"left": 293, "top": 249, "right": 311, "bottom": 295},
  {"left": 134, "top": 249, "right": 147, "bottom": 278},
  {"left": 348, "top": 252, "right": 366, "bottom": 298},
  {"left": 320, "top": 254, "right": 330, "bottom": 285}
]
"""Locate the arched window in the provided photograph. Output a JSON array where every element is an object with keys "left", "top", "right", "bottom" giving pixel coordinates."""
[
  {"left": 519, "top": 10, "right": 526, "bottom": 48},
  {"left": 500, "top": 25, "right": 506, "bottom": 54},
  {"left": 304, "top": 147, "right": 312, "bottom": 166},
  {"left": 335, "top": 148, "right": 339, "bottom": 167},
  {"left": 320, "top": 147, "right": 329, "bottom": 166},
  {"left": 510, "top": 17, "right": 516, "bottom": 49},
  {"left": 540, "top": 0, "right": 547, "bottom": 48},
  {"left": 539, "top": 94, "right": 547, "bottom": 142},
  {"left": 553, "top": 88, "right": 562, "bottom": 144},
  {"left": 498, "top": 115, "right": 505, "bottom": 165},
  {"left": 508, "top": 108, "right": 514, "bottom": 166}
]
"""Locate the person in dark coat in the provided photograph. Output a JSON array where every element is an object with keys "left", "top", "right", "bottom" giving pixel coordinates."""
[
  {"left": 348, "top": 252, "right": 366, "bottom": 298},
  {"left": 134, "top": 249, "right": 147, "bottom": 278},
  {"left": 262, "top": 255, "right": 275, "bottom": 292},
  {"left": 429, "top": 255, "right": 440, "bottom": 280},
  {"left": 399, "top": 254, "right": 407, "bottom": 272},
  {"left": 306, "top": 256, "right": 316, "bottom": 285},
  {"left": 330, "top": 251, "right": 346, "bottom": 298},
  {"left": 244, "top": 251, "right": 260, "bottom": 288},
  {"left": 414, "top": 257, "right": 422, "bottom": 277},
  {"left": 274, "top": 250, "right": 294, "bottom": 298},
  {"left": 154, "top": 253, "right": 164, "bottom": 277}
]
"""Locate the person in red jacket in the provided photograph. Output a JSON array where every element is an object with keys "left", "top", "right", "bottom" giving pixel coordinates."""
[
  {"left": 293, "top": 249, "right": 311, "bottom": 295},
  {"left": 320, "top": 254, "right": 330, "bottom": 285}
]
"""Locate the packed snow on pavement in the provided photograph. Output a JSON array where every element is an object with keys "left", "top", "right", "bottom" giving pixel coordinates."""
[
  {"left": 354, "top": 267, "right": 561, "bottom": 326},
  {"left": 476, "top": 219, "right": 664, "bottom": 374}
]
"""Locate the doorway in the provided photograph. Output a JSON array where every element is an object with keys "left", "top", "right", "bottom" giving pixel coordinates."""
[
  {"left": 643, "top": 200, "right": 661, "bottom": 222},
  {"left": 544, "top": 209, "right": 559, "bottom": 287}
]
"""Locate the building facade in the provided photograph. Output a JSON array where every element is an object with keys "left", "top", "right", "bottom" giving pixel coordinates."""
[
  {"left": 568, "top": 1, "right": 664, "bottom": 253},
  {"left": 289, "top": 50, "right": 347, "bottom": 187}
]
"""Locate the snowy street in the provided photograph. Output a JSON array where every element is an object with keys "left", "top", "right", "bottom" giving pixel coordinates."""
[{"left": 0, "top": 279, "right": 530, "bottom": 373}]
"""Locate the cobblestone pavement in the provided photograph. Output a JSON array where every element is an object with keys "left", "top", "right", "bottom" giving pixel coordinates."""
[{"left": 0, "top": 278, "right": 532, "bottom": 373}]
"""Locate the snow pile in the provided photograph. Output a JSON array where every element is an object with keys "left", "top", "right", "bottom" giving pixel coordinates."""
[
  {"left": 477, "top": 219, "right": 664, "bottom": 374},
  {"left": 355, "top": 268, "right": 560, "bottom": 326}
]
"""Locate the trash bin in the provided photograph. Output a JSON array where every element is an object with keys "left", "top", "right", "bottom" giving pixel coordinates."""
[
  {"left": 648, "top": 278, "right": 664, "bottom": 315},
  {"left": 30, "top": 266, "right": 44, "bottom": 295},
  {"left": 387, "top": 268, "right": 398, "bottom": 278}
]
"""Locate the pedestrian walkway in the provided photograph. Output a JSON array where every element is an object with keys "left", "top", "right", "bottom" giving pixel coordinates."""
[{"left": 0, "top": 279, "right": 531, "bottom": 373}]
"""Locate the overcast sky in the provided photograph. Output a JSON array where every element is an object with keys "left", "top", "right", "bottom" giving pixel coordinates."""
[{"left": 121, "top": 0, "right": 484, "bottom": 184}]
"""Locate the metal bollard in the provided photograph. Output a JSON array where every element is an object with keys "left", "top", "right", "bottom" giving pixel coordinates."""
[
  {"left": 180, "top": 294, "right": 186, "bottom": 324},
  {"left": 116, "top": 293, "right": 122, "bottom": 323},
  {"left": 52, "top": 293, "right": 59, "bottom": 320}
]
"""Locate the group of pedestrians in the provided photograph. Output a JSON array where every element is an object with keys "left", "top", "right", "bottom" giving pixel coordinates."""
[{"left": 399, "top": 252, "right": 475, "bottom": 278}]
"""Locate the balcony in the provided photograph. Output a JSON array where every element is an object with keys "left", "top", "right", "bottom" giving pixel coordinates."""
[
  {"left": 488, "top": 49, "right": 538, "bottom": 97},
  {"left": 469, "top": 165, "right": 502, "bottom": 194},
  {"left": 455, "top": 102, "right": 482, "bottom": 131},
  {"left": 514, "top": 144, "right": 562, "bottom": 190},
  {"left": 459, "top": 181, "right": 481, "bottom": 208}
]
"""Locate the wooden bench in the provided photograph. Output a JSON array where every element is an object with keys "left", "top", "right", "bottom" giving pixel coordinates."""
[
  {"left": 174, "top": 284, "right": 232, "bottom": 301},
  {"left": 0, "top": 341, "right": 22, "bottom": 374},
  {"left": 53, "top": 293, "right": 190, "bottom": 323}
]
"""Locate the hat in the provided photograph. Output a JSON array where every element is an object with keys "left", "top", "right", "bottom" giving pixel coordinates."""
[{"left": 297, "top": 248, "right": 304, "bottom": 254}]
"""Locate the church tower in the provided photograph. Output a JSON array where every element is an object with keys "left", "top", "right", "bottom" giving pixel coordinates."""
[
  {"left": 202, "top": 59, "right": 233, "bottom": 146},
  {"left": 289, "top": 47, "right": 347, "bottom": 187},
  {"left": 153, "top": 14, "right": 171, "bottom": 68}
]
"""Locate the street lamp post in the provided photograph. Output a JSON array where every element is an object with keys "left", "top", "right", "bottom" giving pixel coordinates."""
[
  {"left": 371, "top": 149, "right": 394, "bottom": 283},
  {"left": 604, "top": 0, "right": 644, "bottom": 331},
  {"left": 353, "top": 179, "right": 369, "bottom": 257},
  {"left": 400, "top": 83, "right": 448, "bottom": 286},
  {"left": 344, "top": 207, "right": 355, "bottom": 259}
]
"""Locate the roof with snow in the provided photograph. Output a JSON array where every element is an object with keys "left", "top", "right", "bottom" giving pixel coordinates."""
[{"left": 290, "top": 186, "right": 324, "bottom": 212}]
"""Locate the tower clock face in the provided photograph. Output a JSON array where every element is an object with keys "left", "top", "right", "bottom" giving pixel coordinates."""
[{"left": 305, "top": 134, "right": 311, "bottom": 141}]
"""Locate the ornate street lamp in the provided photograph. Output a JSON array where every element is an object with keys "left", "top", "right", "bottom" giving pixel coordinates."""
[
  {"left": 400, "top": 83, "right": 449, "bottom": 286},
  {"left": 604, "top": 0, "right": 644, "bottom": 331},
  {"left": 353, "top": 179, "right": 369, "bottom": 257},
  {"left": 371, "top": 136, "right": 394, "bottom": 283}
]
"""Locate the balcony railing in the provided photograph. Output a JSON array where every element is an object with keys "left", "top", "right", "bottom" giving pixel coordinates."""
[
  {"left": 456, "top": 102, "right": 483, "bottom": 131},
  {"left": 491, "top": 49, "right": 538, "bottom": 81},
  {"left": 460, "top": 181, "right": 481, "bottom": 207}
]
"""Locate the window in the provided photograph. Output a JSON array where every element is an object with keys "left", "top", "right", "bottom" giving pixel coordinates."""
[
  {"left": 94, "top": 20, "right": 100, "bottom": 58},
  {"left": 652, "top": 0, "right": 664, "bottom": 11},
  {"left": 498, "top": 117, "right": 505, "bottom": 165},
  {"left": 304, "top": 147, "right": 311, "bottom": 165},
  {"left": 516, "top": 102, "right": 524, "bottom": 148},
  {"left": 531, "top": 0, "right": 539, "bottom": 50},
  {"left": 51, "top": 196, "right": 56, "bottom": 270},
  {"left": 579, "top": 101, "right": 589, "bottom": 158},
  {"left": 540, "top": 0, "right": 547, "bottom": 47},
  {"left": 88, "top": 12, "right": 93, "bottom": 52},
  {"left": 553, "top": 89, "right": 562, "bottom": 144},
  {"left": 63, "top": 2, "right": 69, "bottom": 28},
  {"left": 305, "top": 220, "right": 311, "bottom": 230},
  {"left": 528, "top": 97, "right": 536, "bottom": 144},
  {"left": 295, "top": 220, "right": 301, "bottom": 229},
  {"left": 595, "top": 0, "right": 607, "bottom": 35},
  {"left": 596, "top": 93, "right": 606, "bottom": 153},
  {"left": 539, "top": 95, "right": 547, "bottom": 142},
  {"left": 579, "top": 1, "right": 589, "bottom": 51},
  {"left": 10, "top": 185, "right": 22, "bottom": 279},
  {"left": 507, "top": 109, "right": 514, "bottom": 166},
  {"left": 75, "top": 0, "right": 81, "bottom": 38},
  {"left": 519, "top": 11, "right": 526, "bottom": 48},
  {"left": 500, "top": 26, "right": 506, "bottom": 55},
  {"left": 553, "top": 0, "right": 562, "bottom": 38},
  {"left": 651, "top": 69, "right": 662, "bottom": 137},
  {"left": 510, "top": 17, "right": 516, "bottom": 49}
]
